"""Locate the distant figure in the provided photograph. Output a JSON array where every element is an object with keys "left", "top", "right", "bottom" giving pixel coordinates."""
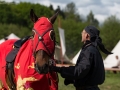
[
  {"left": 112, "top": 55, "right": 120, "bottom": 68},
  {"left": 112, "top": 55, "right": 120, "bottom": 74}
]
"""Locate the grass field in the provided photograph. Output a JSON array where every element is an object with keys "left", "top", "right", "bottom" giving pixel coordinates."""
[{"left": 58, "top": 71, "right": 120, "bottom": 90}]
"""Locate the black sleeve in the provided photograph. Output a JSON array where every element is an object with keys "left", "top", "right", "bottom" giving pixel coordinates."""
[{"left": 60, "top": 49, "right": 93, "bottom": 80}]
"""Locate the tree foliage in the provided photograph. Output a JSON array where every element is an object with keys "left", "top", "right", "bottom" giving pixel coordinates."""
[
  {"left": 86, "top": 11, "right": 99, "bottom": 27},
  {"left": 100, "top": 15, "right": 120, "bottom": 52},
  {"left": 54, "top": 6, "right": 65, "bottom": 19},
  {"left": 0, "top": 23, "right": 31, "bottom": 39},
  {"left": 63, "top": 2, "right": 82, "bottom": 22},
  {"left": 1, "top": 1, "right": 119, "bottom": 59},
  {"left": 0, "top": 2, "right": 52, "bottom": 29}
]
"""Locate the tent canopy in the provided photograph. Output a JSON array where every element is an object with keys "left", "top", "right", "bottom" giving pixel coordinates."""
[
  {"left": 0, "top": 33, "right": 20, "bottom": 44},
  {"left": 0, "top": 38, "right": 5, "bottom": 44},
  {"left": 71, "top": 49, "right": 81, "bottom": 64},
  {"left": 104, "top": 40, "right": 120, "bottom": 68},
  {"left": 6, "top": 33, "right": 20, "bottom": 40}
]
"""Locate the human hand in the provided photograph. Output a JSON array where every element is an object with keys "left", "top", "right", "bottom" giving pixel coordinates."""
[{"left": 50, "top": 66, "right": 61, "bottom": 73}]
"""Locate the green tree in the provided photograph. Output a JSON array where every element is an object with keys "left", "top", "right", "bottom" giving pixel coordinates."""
[
  {"left": 0, "top": 2, "right": 53, "bottom": 29},
  {"left": 55, "top": 6, "right": 65, "bottom": 19},
  {"left": 11, "top": 2, "right": 52, "bottom": 29},
  {"left": 86, "top": 11, "right": 99, "bottom": 26},
  {"left": 49, "top": 4, "right": 54, "bottom": 11},
  {"left": 0, "top": 3, "right": 14, "bottom": 24},
  {"left": 0, "top": 23, "right": 30, "bottom": 39},
  {"left": 0, "top": 2, "right": 52, "bottom": 39},
  {"left": 63, "top": 2, "right": 82, "bottom": 22},
  {"left": 100, "top": 15, "right": 120, "bottom": 57}
]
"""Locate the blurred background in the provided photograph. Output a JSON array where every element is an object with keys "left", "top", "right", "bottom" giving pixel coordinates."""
[{"left": 0, "top": 0, "right": 120, "bottom": 90}]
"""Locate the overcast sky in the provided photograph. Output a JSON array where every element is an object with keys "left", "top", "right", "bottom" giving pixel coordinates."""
[{"left": 4, "top": 0, "right": 120, "bottom": 23}]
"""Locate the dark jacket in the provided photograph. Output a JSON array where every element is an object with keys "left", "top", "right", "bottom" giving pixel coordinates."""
[{"left": 60, "top": 41, "right": 105, "bottom": 87}]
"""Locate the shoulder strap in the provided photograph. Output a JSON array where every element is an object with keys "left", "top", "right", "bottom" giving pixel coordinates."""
[
  {"left": 6, "top": 36, "right": 30, "bottom": 63},
  {"left": 5, "top": 36, "right": 30, "bottom": 90},
  {"left": 14, "top": 36, "right": 30, "bottom": 48}
]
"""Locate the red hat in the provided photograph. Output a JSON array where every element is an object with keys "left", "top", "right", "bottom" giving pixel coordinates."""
[
  {"left": 30, "top": 9, "right": 59, "bottom": 57},
  {"left": 33, "top": 17, "right": 55, "bottom": 57}
]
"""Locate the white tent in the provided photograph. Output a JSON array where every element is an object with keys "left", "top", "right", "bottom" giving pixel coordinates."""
[
  {"left": 71, "top": 49, "right": 81, "bottom": 64},
  {"left": 6, "top": 33, "right": 20, "bottom": 39},
  {"left": 0, "top": 33, "right": 20, "bottom": 44},
  {"left": 0, "top": 38, "right": 5, "bottom": 44},
  {"left": 104, "top": 40, "right": 120, "bottom": 68},
  {"left": 54, "top": 45, "right": 71, "bottom": 64}
]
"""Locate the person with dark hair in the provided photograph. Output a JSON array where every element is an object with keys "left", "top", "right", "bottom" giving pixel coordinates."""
[{"left": 51, "top": 25, "right": 112, "bottom": 90}]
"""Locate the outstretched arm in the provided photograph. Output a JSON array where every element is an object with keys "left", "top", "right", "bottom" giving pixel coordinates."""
[{"left": 51, "top": 50, "right": 93, "bottom": 80}]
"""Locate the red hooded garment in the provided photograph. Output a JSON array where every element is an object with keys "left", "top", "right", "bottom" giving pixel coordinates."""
[
  {"left": 33, "top": 17, "right": 55, "bottom": 57},
  {"left": 0, "top": 17, "right": 58, "bottom": 90}
]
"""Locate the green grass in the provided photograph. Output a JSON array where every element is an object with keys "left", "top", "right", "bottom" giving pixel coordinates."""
[{"left": 58, "top": 72, "right": 120, "bottom": 90}]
